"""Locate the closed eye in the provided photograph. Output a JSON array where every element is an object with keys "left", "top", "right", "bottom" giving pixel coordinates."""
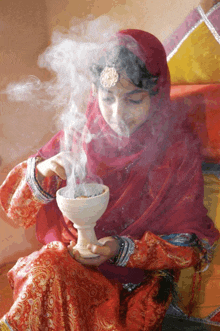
[
  {"left": 128, "top": 99, "right": 143, "bottom": 104},
  {"left": 102, "top": 97, "right": 114, "bottom": 104}
]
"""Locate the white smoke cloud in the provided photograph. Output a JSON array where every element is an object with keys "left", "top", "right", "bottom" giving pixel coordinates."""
[{"left": 2, "top": 15, "right": 120, "bottom": 197}]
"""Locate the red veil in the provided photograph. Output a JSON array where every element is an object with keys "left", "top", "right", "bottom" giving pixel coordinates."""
[
  {"left": 35, "top": 30, "right": 219, "bottom": 278},
  {"left": 82, "top": 30, "right": 218, "bottom": 244}
]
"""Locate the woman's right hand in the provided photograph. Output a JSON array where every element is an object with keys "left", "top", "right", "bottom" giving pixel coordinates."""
[{"left": 36, "top": 152, "right": 73, "bottom": 182}]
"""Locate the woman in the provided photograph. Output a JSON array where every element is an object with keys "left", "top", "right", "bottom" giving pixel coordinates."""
[{"left": 0, "top": 29, "right": 219, "bottom": 331}]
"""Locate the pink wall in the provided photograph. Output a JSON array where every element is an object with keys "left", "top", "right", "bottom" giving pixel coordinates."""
[{"left": 0, "top": 0, "right": 202, "bottom": 265}]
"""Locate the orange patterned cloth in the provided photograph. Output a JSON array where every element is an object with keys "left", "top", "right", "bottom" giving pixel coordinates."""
[
  {"left": 0, "top": 160, "right": 62, "bottom": 229},
  {"left": 0, "top": 161, "right": 42, "bottom": 229},
  {"left": 1, "top": 26, "right": 216, "bottom": 329},
  {"left": 0, "top": 161, "right": 203, "bottom": 330},
  {"left": 1, "top": 240, "right": 200, "bottom": 331}
]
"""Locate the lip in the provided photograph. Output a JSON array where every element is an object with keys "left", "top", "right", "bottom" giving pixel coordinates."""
[
  {"left": 110, "top": 119, "right": 134, "bottom": 126},
  {"left": 111, "top": 123, "right": 135, "bottom": 132},
  {"left": 127, "top": 121, "right": 136, "bottom": 126}
]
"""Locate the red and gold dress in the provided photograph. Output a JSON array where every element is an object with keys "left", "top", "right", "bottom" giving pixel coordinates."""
[
  {"left": 0, "top": 160, "right": 210, "bottom": 331},
  {"left": 0, "top": 28, "right": 219, "bottom": 331}
]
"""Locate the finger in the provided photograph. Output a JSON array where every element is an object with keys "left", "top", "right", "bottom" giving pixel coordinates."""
[
  {"left": 50, "top": 161, "right": 67, "bottom": 180},
  {"left": 68, "top": 248, "right": 110, "bottom": 266},
  {"left": 76, "top": 255, "right": 107, "bottom": 266},
  {"left": 68, "top": 247, "right": 80, "bottom": 260},
  {"left": 73, "top": 250, "right": 81, "bottom": 260},
  {"left": 67, "top": 246, "right": 74, "bottom": 258},
  {"left": 87, "top": 244, "right": 110, "bottom": 256},
  {"left": 67, "top": 241, "right": 75, "bottom": 248}
]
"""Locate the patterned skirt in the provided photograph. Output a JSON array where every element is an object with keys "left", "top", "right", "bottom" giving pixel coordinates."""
[{"left": 0, "top": 241, "right": 172, "bottom": 331}]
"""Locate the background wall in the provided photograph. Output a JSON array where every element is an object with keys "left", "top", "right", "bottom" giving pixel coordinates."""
[
  {"left": 45, "top": 0, "right": 201, "bottom": 40},
  {"left": 0, "top": 0, "right": 202, "bottom": 266}
]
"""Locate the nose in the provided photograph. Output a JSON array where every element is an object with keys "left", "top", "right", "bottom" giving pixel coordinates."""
[{"left": 111, "top": 99, "right": 125, "bottom": 122}]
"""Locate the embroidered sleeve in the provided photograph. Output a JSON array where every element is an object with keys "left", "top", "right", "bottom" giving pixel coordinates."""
[
  {"left": 26, "top": 157, "right": 63, "bottom": 202},
  {"left": 0, "top": 158, "right": 62, "bottom": 229},
  {"left": 126, "top": 232, "right": 203, "bottom": 270}
]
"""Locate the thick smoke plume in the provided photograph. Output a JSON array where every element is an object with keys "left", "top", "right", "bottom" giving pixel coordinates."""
[
  {"left": 2, "top": 16, "right": 120, "bottom": 197},
  {"left": 2, "top": 16, "right": 139, "bottom": 198}
]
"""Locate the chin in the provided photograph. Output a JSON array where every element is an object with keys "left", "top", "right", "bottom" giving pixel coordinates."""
[
  {"left": 110, "top": 125, "right": 130, "bottom": 137},
  {"left": 130, "top": 121, "right": 147, "bottom": 134}
]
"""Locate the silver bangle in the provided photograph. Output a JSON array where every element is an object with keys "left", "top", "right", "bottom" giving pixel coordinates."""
[
  {"left": 26, "top": 157, "right": 54, "bottom": 204},
  {"left": 116, "top": 237, "right": 129, "bottom": 266},
  {"left": 122, "top": 282, "right": 142, "bottom": 292},
  {"left": 116, "top": 236, "right": 135, "bottom": 267},
  {"left": 120, "top": 237, "right": 135, "bottom": 267}
]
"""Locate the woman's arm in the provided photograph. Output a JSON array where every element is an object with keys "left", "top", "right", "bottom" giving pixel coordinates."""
[
  {"left": 67, "top": 232, "right": 204, "bottom": 270},
  {"left": 0, "top": 160, "right": 43, "bottom": 228},
  {"left": 0, "top": 156, "right": 63, "bottom": 229},
  {"left": 126, "top": 231, "right": 204, "bottom": 270}
]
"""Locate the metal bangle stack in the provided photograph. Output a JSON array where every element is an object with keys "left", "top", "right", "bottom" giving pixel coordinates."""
[
  {"left": 26, "top": 157, "right": 54, "bottom": 204},
  {"left": 112, "top": 235, "right": 135, "bottom": 267}
]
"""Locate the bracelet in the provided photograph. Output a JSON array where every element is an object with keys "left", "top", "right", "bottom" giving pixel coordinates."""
[
  {"left": 110, "top": 235, "right": 135, "bottom": 267},
  {"left": 26, "top": 157, "right": 54, "bottom": 204},
  {"left": 109, "top": 235, "right": 125, "bottom": 264},
  {"left": 117, "top": 237, "right": 135, "bottom": 267}
]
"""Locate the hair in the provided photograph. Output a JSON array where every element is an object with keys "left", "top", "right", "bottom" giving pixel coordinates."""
[{"left": 90, "top": 45, "right": 159, "bottom": 96}]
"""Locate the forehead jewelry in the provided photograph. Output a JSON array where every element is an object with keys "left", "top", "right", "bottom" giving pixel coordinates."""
[{"left": 100, "top": 66, "right": 119, "bottom": 89}]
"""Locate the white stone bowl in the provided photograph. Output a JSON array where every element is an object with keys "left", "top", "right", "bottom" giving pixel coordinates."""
[{"left": 56, "top": 183, "right": 109, "bottom": 258}]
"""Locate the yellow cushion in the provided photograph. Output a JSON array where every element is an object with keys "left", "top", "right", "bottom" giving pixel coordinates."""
[
  {"left": 167, "top": 4, "right": 220, "bottom": 317},
  {"left": 168, "top": 22, "right": 220, "bottom": 85},
  {"left": 204, "top": 174, "right": 220, "bottom": 228},
  {"left": 178, "top": 174, "right": 220, "bottom": 318}
]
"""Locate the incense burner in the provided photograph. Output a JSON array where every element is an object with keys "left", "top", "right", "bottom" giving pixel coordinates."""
[{"left": 56, "top": 184, "right": 109, "bottom": 258}]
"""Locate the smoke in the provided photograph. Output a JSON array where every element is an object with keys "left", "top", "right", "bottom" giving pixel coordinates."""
[
  {"left": 2, "top": 16, "right": 159, "bottom": 199},
  {"left": 2, "top": 15, "right": 120, "bottom": 198}
]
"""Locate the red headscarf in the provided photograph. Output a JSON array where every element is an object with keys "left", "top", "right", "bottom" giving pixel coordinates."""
[
  {"left": 36, "top": 29, "right": 219, "bottom": 282},
  {"left": 83, "top": 29, "right": 219, "bottom": 243}
]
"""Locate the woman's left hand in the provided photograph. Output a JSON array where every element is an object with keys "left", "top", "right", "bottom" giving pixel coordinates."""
[{"left": 67, "top": 236, "right": 120, "bottom": 266}]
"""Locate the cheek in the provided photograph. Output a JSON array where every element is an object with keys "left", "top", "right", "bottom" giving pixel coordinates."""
[
  {"left": 139, "top": 100, "right": 151, "bottom": 121},
  {"left": 133, "top": 107, "right": 149, "bottom": 123},
  {"left": 99, "top": 101, "right": 111, "bottom": 123},
  {"left": 141, "top": 109, "right": 150, "bottom": 121}
]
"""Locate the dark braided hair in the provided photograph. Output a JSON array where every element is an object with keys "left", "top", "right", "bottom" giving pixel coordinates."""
[{"left": 90, "top": 45, "right": 159, "bottom": 96}]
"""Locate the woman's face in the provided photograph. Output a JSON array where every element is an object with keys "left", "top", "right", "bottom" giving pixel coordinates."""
[{"left": 98, "top": 76, "right": 151, "bottom": 137}]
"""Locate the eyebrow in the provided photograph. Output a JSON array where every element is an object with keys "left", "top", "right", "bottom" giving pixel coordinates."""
[
  {"left": 101, "top": 88, "right": 145, "bottom": 96},
  {"left": 127, "top": 90, "right": 146, "bottom": 96}
]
